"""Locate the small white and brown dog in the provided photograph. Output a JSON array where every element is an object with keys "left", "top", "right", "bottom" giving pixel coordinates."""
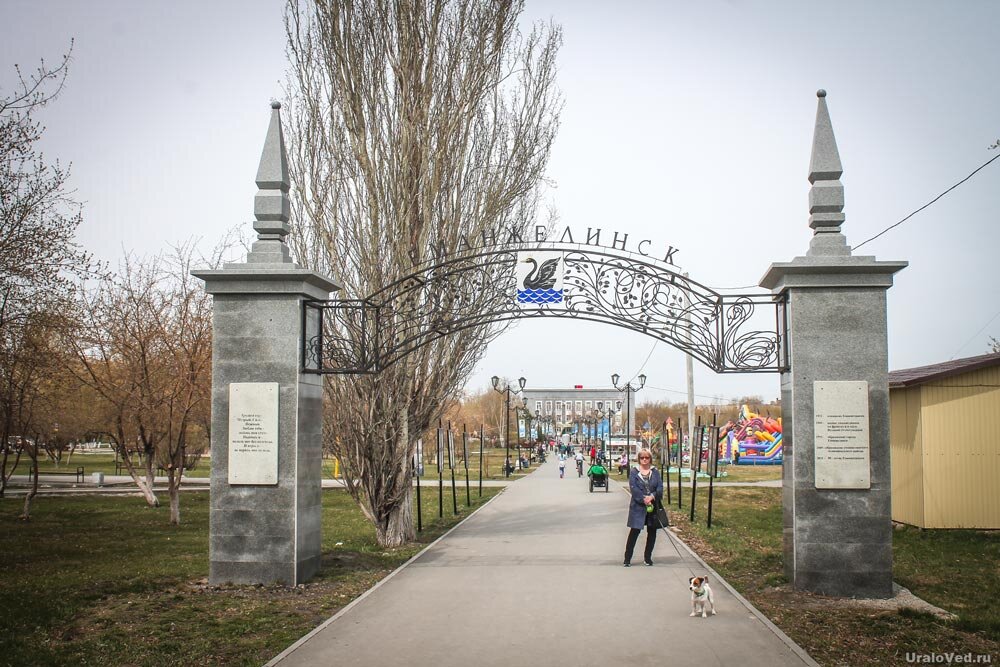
[{"left": 688, "top": 576, "right": 716, "bottom": 618}]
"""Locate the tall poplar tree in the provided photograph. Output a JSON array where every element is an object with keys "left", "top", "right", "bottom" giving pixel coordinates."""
[{"left": 284, "top": 0, "right": 562, "bottom": 545}]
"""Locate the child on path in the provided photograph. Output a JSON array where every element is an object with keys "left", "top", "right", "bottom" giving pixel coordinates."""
[{"left": 558, "top": 454, "right": 566, "bottom": 478}]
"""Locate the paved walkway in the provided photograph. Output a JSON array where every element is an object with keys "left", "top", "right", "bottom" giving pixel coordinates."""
[{"left": 269, "top": 459, "right": 815, "bottom": 667}]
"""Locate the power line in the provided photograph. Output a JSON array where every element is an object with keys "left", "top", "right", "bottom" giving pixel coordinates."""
[
  {"left": 644, "top": 384, "right": 740, "bottom": 402},
  {"left": 853, "top": 152, "right": 1000, "bottom": 251},
  {"left": 628, "top": 341, "right": 658, "bottom": 383},
  {"left": 949, "top": 306, "right": 1000, "bottom": 360}
]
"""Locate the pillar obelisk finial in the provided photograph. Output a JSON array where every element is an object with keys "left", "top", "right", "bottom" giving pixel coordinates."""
[
  {"left": 807, "top": 90, "right": 850, "bottom": 256},
  {"left": 246, "top": 101, "right": 294, "bottom": 264}
]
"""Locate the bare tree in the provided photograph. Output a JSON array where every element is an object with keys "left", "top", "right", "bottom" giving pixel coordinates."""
[
  {"left": 284, "top": 0, "right": 562, "bottom": 545},
  {"left": 71, "top": 255, "right": 165, "bottom": 507},
  {"left": 0, "top": 44, "right": 96, "bottom": 497},
  {"left": 0, "top": 308, "right": 72, "bottom": 516},
  {"left": 153, "top": 244, "right": 212, "bottom": 524},
  {"left": 0, "top": 43, "right": 93, "bottom": 338},
  {"left": 70, "top": 245, "right": 212, "bottom": 521},
  {"left": 443, "top": 385, "right": 505, "bottom": 439}
]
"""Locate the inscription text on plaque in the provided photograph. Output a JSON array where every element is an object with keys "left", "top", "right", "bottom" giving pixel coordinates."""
[
  {"left": 814, "top": 381, "right": 870, "bottom": 489},
  {"left": 228, "top": 382, "right": 279, "bottom": 485}
]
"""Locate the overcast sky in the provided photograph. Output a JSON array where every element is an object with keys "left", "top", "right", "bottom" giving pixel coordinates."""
[{"left": 3, "top": 1, "right": 998, "bottom": 406}]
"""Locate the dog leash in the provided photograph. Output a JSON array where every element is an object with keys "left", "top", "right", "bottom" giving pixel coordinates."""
[
  {"left": 637, "top": 469, "right": 699, "bottom": 577},
  {"left": 658, "top": 522, "right": 699, "bottom": 577}
]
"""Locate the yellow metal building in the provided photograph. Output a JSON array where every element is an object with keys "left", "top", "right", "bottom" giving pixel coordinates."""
[{"left": 889, "top": 351, "right": 1000, "bottom": 529}]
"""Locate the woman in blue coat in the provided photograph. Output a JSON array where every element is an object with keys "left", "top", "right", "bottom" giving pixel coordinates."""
[{"left": 623, "top": 449, "right": 663, "bottom": 566}]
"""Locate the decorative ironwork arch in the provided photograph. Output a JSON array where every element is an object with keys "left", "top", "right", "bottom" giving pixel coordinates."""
[{"left": 302, "top": 242, "right": 787, "bottom": 375}]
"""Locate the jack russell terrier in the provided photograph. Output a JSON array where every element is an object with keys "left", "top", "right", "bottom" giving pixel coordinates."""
[{"left": 688, "top": 576, "right": 716, "bottom": 618}]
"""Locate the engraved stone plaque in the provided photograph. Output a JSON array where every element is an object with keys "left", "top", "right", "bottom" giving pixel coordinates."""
[
  {"left": 228, "top": 382, "right": 279, "bottom": 485},
  {"left": 814, "top": 381, "right": 870, "bottom": 489}
]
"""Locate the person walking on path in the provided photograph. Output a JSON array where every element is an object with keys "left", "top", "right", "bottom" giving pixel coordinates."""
[
  {"left": 558, "top": 453, "right": 566, "bottom": 478},
  {"left": 623, "top": 449, "right": 663, "bottom": 567}
]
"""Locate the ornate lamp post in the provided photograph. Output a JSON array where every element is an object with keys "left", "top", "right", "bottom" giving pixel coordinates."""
[
  {"left": 491, "top": 375, "right": 526, "bottom": 478},
  {"left": 515, "top": 402, "right": 532, "bottom": 468},
  {"left": 594, "top": 403, "right": 615, "bottom": 459},
  {"left": 587, "top": 414, "right": 597, "bottom": 447},
  {"left": 611, "top": 373, "right": 646, "bottom": 455}
]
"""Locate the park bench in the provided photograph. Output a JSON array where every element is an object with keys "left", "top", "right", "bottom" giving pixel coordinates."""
[
  {"left": 115, "top": 461, "right": 169, "bottom": 477},
  {"left": 29, "top": 465, "right": 85, "bottom": 483}
]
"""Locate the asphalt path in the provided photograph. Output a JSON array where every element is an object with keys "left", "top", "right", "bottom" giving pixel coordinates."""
[{"left": 269, "top": 458, "right": 814, "bottom": 667}]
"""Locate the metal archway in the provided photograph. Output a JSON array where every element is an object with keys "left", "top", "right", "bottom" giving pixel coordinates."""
[{"left": 302, "top": 242, "right": 787, "bottom": 375}]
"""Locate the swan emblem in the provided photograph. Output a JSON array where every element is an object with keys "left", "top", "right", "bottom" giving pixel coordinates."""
[{"left": 521, "top": 257, "right": 560, "bottom": 290}]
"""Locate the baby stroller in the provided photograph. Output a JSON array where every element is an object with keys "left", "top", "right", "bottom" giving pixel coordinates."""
[{"left": 588, "top": 463, "right": 610, "bottom": 493}]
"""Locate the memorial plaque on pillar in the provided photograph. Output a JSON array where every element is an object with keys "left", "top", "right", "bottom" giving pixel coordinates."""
[
  {"left": 813, "top": 381, "right": 870, "bottom": 489},
  {"left": 228, "top": 382, "right": 279, "bottom": 485}
]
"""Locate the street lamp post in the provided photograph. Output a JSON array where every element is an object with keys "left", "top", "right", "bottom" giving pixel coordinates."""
[
  {"left": 612, "top": 373, "right": 647, "bottom": 456},
  {"left": 515, "top": 403, "right": 531, "bottom": 468},
  {"left": 491, "top": 375, "right": 526, "bottom": 478},
  {"left": 594, "top": 403, "right": 615, "bottom": 460}
]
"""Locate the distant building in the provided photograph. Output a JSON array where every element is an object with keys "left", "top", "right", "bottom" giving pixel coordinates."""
[
  {"left": 889, "top": 351, "right": 1000, "bottom": 529},
  {"left": 521, "top": 387, "right": 636, "bottom": 440}
]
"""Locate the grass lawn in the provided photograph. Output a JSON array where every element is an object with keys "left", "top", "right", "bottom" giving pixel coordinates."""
[
  {"left": 413, "top": 448, "right": 540, "bottom": 482},
  {"left": 17, "top": 448, "right": 539, "bottom": 484},
  {"left": 0, "top": 486, "right": 499, "bottom": 667},
  {"left": 714, "top": 463, "right": 782, "bottom": 483},
  {"left": 11, "top": 452, "right": 211, "bottom": 478},
  {"left": 666, "top": 487, "right": 999, "bottom": 666}
]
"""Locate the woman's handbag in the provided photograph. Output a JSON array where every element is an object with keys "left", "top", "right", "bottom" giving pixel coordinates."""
[{"left": 654, "top": 498, "right": 670, "bottom": 529}]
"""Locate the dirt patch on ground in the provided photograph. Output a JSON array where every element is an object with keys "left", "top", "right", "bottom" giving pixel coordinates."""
[{"left": 755, "top": 583, "right": 957, "bottom": 619}]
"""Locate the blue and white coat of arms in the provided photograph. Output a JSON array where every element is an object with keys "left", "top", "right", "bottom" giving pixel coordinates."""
[{"left": 515, "top": 251, "right": 564, "bottom": 305}]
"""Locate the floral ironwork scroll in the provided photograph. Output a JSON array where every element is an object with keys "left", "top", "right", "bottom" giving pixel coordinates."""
[{"left": 303, "top": 243, "right": 787, "bottom": 375}]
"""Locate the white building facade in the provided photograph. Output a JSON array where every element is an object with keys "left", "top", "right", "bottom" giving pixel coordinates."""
[{"left": 520, "top": 387, "right": 636, "bottom": 441}]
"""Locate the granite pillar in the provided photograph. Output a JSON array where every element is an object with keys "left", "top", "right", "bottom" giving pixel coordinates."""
[
  {"left": 194, "top": 102, "right": 338, "bottom": 585},
  {"left": 760, "top": 91, "right": 906, "bottom": 598}
]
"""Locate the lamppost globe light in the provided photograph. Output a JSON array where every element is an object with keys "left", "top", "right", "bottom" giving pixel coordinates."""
[
  {"left": 489, "top": 374, "right": 528, "bottom": 477},
  {"left": 639, "top": 373, "right": 647, "bottom": 389},
  {"left": 611, "top": 373, "right": 620, "bottom": 387}
]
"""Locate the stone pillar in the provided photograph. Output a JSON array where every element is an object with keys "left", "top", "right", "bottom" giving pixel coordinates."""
[
  {"left": 760, "top": 91, "right": 906, "bottom": 598},
  {"left": 194, "top": 102, "right": 338, "bottom": 586}
]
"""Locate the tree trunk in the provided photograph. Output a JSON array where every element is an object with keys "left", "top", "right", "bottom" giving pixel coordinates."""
[
  {"left": 19, "top": 453, "right": 38, "bottom": 520},
  {"left": 0, "top": 419, "right": 11, "bottom": 498},
  {"left": 168, "top": 469, "right": 180, "bottom": 525},
  {"left": 0, "top": 447, "right": 8, "bottom": 499},
  {"left": 117, "top": 446, "right": 159, "bottom": 507},
  {"left": 375, "top": 490, "right": 414, "bottom": 547}
]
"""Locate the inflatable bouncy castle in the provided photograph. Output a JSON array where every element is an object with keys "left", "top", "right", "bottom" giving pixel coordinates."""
[{"left": 719, "top": 405, "right": 783, "bottom": 465}]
